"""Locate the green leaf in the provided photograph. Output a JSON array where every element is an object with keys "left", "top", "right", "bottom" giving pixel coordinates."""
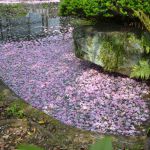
[
  {"left": 130, "top": 60, "right": 150, "bottom": 79},
  {"left": 17, "top": 144, "right": 43, "bottom": 150},
  {"left": 89, "top": 137, "right": 113, "bottom": 150},
  {"left": 146, "top": 46, "right": 150, "bottom": 54}
]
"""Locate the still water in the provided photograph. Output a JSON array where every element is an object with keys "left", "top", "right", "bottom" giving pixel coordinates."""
[{"left": 0, "top": 3, "right": 72, "bottom": 42}]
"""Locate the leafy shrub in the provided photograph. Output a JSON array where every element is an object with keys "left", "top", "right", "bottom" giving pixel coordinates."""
[
  {"left": 59, "top": 0, "right": 149, "bottom": 18},
  {"left": 134, "top": 10, "right": 150, "bottom": 32},
  {"left": 59, "top": 0, "right": 150, "bottom": 32},
  {"left": 130, "top": 60, "right": 150, "bottom": 79}
]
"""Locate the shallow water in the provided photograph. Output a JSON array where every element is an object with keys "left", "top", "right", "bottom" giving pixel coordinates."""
[{"left": 0, "top": 3, "right": 72, "bottom": 43}]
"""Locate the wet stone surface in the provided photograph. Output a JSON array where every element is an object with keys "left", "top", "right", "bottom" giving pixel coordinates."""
[
  {"left": 0, "top": 3, "right": 150, "bottom": 137},
  {"left": 73, "top": 25, "right": 150, "bottom": 76}
]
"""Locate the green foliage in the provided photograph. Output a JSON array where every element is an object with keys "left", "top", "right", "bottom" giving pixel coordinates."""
[
  {"left": 98, "top": 33, "right": 150, "bottom": 79},
  {"left": 6, "top": 100, "right": 25, "bottom": 118},
  {"left": 89, "top": 136, "right": 113, "bottom": 150},
  {"left": 0, "top": 4, "right": 27, "bottom": 18},
  {"left": 99, "top": 34, "right": 125, "bottom": 71},
  {"left": 17, "top": 143, "right": 43, "bottom": 150},
  {"left": 127, "top": 33, "right": 150, "bottom": 54},
  {"left": 134, "top": 10, "right": 150, "bottom": 32},
  {"left": 130, "top": 60, "right": 150, "bottom": 79},
  {"left": 141, "top": 34, "right": 150, "bottom": 54},
  {"left": 59, "top": 0, "right": 149, "bottom": 18},
  {"left": 59, "top": 0, "right": 150, "bottom": 31}
]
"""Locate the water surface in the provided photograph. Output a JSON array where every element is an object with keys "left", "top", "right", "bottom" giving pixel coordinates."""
[{"left": 0, "top": 3, "right": 72, "bottom": 43}]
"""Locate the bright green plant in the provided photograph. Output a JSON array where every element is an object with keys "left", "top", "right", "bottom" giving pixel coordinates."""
[
  {"left": 17, "top": 143, "right": 43, "bottom": 150},
  {"left": 6, "top": 100, "right": 25, "bottom": 118},
  {"left": 130, "top": 60, "right": 150, "bottom": 79},
  {"left": 59, "top": 0, "right": 149, "bottom": 17},
  {"left": 129, "top": 33, "right": 150, "bottom": 79},
  {"left": 59, "top": 0, "right": 150, "bottom": 31},
  {"left": 89, "top": 136, "right": 113, "bottom": 150}
]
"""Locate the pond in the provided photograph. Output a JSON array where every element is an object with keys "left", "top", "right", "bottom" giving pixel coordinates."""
[
  {"left": 0, "top": 3, "right": 72, "bottom": 43},
  {"left": 0, "top": 2, "right": 149, "bottom": 138}
]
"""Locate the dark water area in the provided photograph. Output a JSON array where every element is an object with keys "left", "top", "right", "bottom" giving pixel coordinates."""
[
  {"left": 0, "top": 3, "right": 146, "bottom": 43},
  {"left": 0, "top": 3, "right": 72, "bottom": 43}
]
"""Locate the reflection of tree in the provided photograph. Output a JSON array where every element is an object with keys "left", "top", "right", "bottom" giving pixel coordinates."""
[
  {"left": 0, "top": 3, "right": 69, "bottom": 42},
  {"left": 45, "top": 15, "right": 48, "bottom": 29},
  {"left": 27, "top": 14, "right": 31, "bottom": 40},
  {"left": 0, "top": 13, "right": 43, "bottom": 42},
  {"left": 42, "top": 14, "right": 45, "bottom": 32},
  {"left": 42, "top": 14, "right": 49, "bottom": 31},
  {"left": 0, "top": 17, "right": 13, "bottom": 41}
]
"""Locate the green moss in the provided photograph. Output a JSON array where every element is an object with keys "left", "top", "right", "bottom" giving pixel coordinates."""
[
  {"left": 98, "top": 34, "right": 126, "bottom": 71},
  {"left": 6, "top": 99, "right": 27, "bottom": 118},
  {"left": 17, "top": 143, "right": 44, "bottom": 150}
]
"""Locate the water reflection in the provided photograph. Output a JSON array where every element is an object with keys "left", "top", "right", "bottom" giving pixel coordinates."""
[{"left": 0, "top": 3, "right": 72, "bottom": 42}]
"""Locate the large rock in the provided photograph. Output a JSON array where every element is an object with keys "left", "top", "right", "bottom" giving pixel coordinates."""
[{"left": 73, "top": 24, "right": 150, "bottom": 76}]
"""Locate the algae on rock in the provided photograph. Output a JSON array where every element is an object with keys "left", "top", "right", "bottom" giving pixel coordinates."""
[{"left": 73, "top": 24, "right": 150, "bottom": 76}]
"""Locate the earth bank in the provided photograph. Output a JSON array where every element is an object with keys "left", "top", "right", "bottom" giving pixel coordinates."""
[{"left": 0, "top": 79, "right": 149, "bottom": 150}]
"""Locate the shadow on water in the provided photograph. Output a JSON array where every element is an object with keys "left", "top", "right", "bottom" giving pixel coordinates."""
[{"left": 0, "top": 3, "right": 72, "bottom": 43}]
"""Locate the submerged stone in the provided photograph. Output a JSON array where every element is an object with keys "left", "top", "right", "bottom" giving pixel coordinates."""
[{"left": 73, "top": 24, "right": 150, "bottom": 76}]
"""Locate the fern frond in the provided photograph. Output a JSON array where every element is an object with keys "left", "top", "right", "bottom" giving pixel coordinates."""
[{"left": 130, "top": 60, "right": 150, "bottom": 79}]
